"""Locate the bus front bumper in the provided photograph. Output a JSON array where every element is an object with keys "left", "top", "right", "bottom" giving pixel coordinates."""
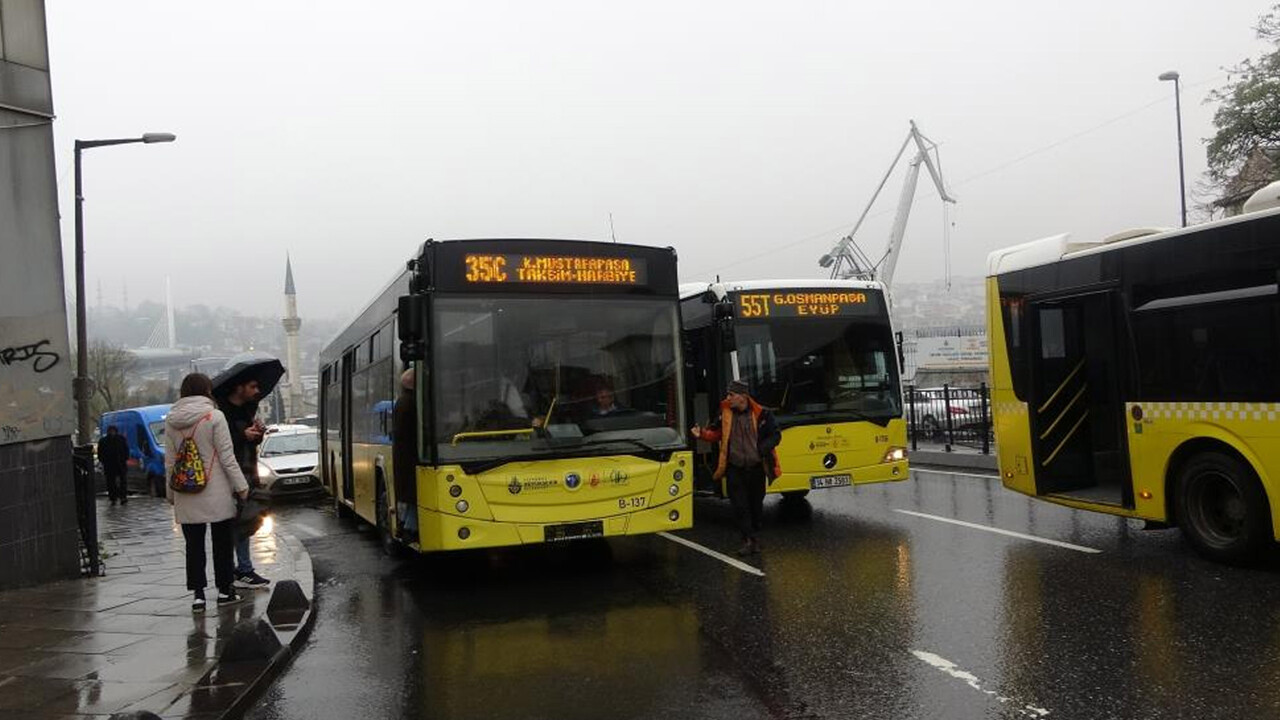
[
  {"left": 415, "top": 495, "right": 694, "bottom": 552},
  {"left": 767, "top": 459, "right": 908, "bottom": 494}
]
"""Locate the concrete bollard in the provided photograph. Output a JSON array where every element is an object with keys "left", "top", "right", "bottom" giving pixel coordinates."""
[
  {"left": 266, "top": 579, "right": 310, "bottom": 613},
  {"left": 219, "top": 617, "right": 282, "bottom": 663}
]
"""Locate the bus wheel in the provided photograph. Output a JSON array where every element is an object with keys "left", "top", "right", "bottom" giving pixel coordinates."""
[
  {"left": 375, "top": 478, "right": 401, "bottom": 558},
  {"left": 781, "top": 490, "right": 809, "bottom": 501},
  {"left": 1176, "top": 452, "right": 1271, "bottom": 564}
]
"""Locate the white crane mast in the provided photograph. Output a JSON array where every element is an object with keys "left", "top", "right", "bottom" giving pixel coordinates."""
[{"left": 819, "top": 121, "right": 956, "bottom": 287}]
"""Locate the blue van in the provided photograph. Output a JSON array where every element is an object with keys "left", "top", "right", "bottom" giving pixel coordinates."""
[{"left": 99, "top": 404, "right": 171, "bottom": 497}]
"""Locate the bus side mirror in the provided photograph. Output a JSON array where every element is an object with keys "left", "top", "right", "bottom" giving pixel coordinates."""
[
  {"left": 895, "top": 331, "right": 905, "bottom": 373},
  {"left": 398, "top": 295, "right": 426, "bottom": 362},
  {"left": 713, "top": 301, "right": 736, "bottom": 349}
]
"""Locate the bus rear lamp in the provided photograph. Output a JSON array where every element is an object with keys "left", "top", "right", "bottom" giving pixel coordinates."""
[
  {"left": 1139, "top": 490, "right": 1153, "bottom": 500},
  {"left": 458, "top": 527, "right": 471, "bottom": 540},
  {"left": 668, "top": 484, "right": 679, "bottom": 496},
  {"left": 1132, "top": 406, "right": 1144, "bottom": 421},
  {"left": 882, "top": 447, "right": 907, "bottom": 463},
  {"left": 449, "top": 484, "right": 462, "bottom": 498},
  {"left": 673, "top": 469, "right": 684, "bottom": 481},
  {"left": 669, "top": 510, "right": 680, "bottom": 522},
  {"left": 456, "top": 500, "right": 469, "bottom": 513}
]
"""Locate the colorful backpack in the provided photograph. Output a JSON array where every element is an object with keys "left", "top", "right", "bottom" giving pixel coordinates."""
[{"left": 170, "top": 413, "right": 212, "bottom": 494}]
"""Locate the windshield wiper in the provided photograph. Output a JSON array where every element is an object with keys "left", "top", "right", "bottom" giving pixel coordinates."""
[{"left": 577, "top": 436, "right": 662, "bottom": 454}]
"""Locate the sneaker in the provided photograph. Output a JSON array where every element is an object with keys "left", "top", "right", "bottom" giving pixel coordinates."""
[
  {"left": 234, "top": 571, "right": 271, "bottom": 589},
  {"left": 216, "top": 589, "right": 247, "bottom": 606},
  {"left": 192, "top": 590, "right": 206, "bottom": 613}
]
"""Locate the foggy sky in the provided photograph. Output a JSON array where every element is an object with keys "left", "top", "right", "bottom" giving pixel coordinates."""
[{"left": 47, "top": 1, "right": 1271, "bottom": 324}]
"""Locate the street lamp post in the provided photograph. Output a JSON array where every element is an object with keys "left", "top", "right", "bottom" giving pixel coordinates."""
[
  {"left": 1158, "top": 71, "right": 1187, "bottom": 228},
  {"left": 74, "top": 133, "right": 176, "bottom": 443}
]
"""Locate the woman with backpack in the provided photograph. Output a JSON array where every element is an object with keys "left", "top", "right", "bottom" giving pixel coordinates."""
[{"left": 165, "top": 373, "right": 251, "bottom": 611}]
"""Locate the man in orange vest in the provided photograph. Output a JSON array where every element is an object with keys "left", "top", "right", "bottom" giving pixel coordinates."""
[{"left": 690, "top": 380, "right": 781, "bottom": 556}]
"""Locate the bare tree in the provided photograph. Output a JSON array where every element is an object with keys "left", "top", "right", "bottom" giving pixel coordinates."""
[{"left": 88, "top": 341, "right": 135, "bottom": 421}]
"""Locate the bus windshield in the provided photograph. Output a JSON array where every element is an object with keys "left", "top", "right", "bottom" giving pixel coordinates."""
[
  {"left": 734, "top": 318, "right": 901, "bottom": 425},
  {"left": 433, "top": 295, "right": 685, "bottom": 463}
]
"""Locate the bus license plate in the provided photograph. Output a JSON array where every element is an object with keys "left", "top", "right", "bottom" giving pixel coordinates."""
[
  {"left": 810, "top": 474, "right": 852, "bottom": 490},
  {"left": 544, "top": 521, "right": 605, "bottom": 543}
]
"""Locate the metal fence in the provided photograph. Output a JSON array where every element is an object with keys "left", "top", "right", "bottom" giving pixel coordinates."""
[
  {"left": 71, "top": 445, "right": 101, "bottom": 577},
  {"left": 904, "top": 384, "right": 992, "bottom": 454}
]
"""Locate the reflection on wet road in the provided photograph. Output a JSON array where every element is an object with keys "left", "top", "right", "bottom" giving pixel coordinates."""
[{"left": 248, "top": 468, "right": 1280, "bottom": 719}]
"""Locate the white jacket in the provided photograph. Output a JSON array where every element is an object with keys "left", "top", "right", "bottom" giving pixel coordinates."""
[{"left": 164, "top": 396, "right": 249, "bottom": 524}]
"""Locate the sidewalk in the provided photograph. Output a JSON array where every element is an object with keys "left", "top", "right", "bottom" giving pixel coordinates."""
[
  {"left": 0, "top": 495, "right": 314, "bottom": 719},
  {"left": 909, "top": 440, "right": 998, "bottom": 473}
]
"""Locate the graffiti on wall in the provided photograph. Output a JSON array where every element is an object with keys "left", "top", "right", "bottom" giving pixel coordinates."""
[{"left": 0, "top": 314, "right": 74, "bottom": 445}]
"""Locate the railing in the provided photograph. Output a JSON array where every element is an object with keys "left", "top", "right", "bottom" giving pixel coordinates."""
[
  {"left": 71, "top": 445, "right": 102, "bottom": 577},
  {"left": 904, "top": 384, "right": 992, "bottom": 455}
]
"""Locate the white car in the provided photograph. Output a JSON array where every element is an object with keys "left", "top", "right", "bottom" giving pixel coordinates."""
[{"left": 256, "top": 427, "right": 322, "bottom": 498}]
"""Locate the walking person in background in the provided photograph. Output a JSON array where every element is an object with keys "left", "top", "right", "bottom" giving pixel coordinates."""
[
  {"left": 166, "top": 373, "right": 250, "bottom": 611},
  {"left": 217, "top": 378, "right": 272, "bottom": 590},
  {"left": 690, "top": 380, "right": 782, "bottom": 556},
  {"left": 97, "top": 425, "right": 130, "bottom": 505}
]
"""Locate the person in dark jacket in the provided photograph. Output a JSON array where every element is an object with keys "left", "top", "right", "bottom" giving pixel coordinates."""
[
  {"left": 690, "top": 379, "right": 781, "bottom": 556},
  {"left": 391, "top": 367, "right": 419, "bottom": 541},
  {"left": 97, "top": 425, "right": 131, "bottom": 505},
  {"left": 217, "top": 379, "right": 270, "bottom": 589}
]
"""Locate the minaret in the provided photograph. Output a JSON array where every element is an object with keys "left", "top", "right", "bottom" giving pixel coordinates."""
[{"left": 282, "top": 255, "right": 304, "bottom": 419}]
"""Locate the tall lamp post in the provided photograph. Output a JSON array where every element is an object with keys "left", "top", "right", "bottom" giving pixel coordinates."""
[
  {"left": 1158, "top": 70, "right": 1187, "bottom": 228},
  {"left": 74, "top": 133, "right": 176, "bottom": 443}
]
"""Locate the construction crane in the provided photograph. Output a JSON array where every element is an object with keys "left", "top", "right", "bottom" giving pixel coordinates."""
[{"left": 819, "top": 120, "right": 956, "bottom": 287}]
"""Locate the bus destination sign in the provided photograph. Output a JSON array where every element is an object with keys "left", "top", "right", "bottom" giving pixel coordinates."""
[
  {"left": 736, "top": 290, "right": 876, "bottom": 318},
  {"left": 464, "top": 254, "right": 647, "bottom": 285}
]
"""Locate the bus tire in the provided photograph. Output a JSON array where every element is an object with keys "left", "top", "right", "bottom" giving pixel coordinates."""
[
  {"left": 781, "top": 490, "right": 809, "bottom": 501},
  {"left": 1175, "top": 451, "right": 1272, "bottom": 564},
  {"left": 375, "top": 477, "right": 401, "bottom": 558}
]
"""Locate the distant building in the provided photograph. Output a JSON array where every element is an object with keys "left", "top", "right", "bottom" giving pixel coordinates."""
[
  {"left": 0, "top": 1, "right": 81, "bottom": 589},
  {"left": 1215, "top": 147, "right": 1280, "bottom": 217}
]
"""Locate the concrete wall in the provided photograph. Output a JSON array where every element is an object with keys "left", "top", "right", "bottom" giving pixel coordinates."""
[{"left": 0, "top": 0, "right": 81, "bottom": 589}]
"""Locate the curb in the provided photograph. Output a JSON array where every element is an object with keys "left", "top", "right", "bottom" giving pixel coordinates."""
[
  {"left": 909, "top": 449, "right": 998, "bottom": 473},
  {"left": 218, "top": 593, "right": 317, "bottom": 720}
]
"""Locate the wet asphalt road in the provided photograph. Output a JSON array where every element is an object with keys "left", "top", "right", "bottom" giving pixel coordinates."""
[{"left": 246, "top": 469, "right": 1280, "bottom": 720}]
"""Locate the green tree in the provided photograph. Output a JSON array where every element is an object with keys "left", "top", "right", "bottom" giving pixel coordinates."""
[{"left": 1206, "top": 4, "right": 1280, "bottom": 188}]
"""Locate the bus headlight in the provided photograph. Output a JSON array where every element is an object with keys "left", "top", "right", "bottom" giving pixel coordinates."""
[
  {"left": 673, "top": 469, "right": 684, "bottom": 481},
  {"left": 449, "top": 484, "right": 463, "bottom": 498},
  {"left": 882, "top": 447, "right": 907, "bottom": 463},
  {"left": 668, "top": 510, "right": 680, "bottom": 522},
  {"left": 668, "top": 484, "right": 679, "bottom": 496},
  {"left": 458, "top": 527, "right": 471, "bottom": 540},
  {"left": 456, "top": 500, "right": 469, "bottom": 513}
]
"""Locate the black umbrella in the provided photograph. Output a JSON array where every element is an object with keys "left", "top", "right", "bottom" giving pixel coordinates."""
[{"left": 211, "top": 352, "right": 287, "bottom": 399}]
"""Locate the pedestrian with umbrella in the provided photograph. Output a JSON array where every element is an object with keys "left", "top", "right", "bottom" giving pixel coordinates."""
[{"left": 212, "top": 352, "right": 285, "bottom": 590}]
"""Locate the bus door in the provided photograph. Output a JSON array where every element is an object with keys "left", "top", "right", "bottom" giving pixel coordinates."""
[
  {"left": 1029, "top": 290, "right": 1130, "bottom": 505},
  {"left": 341, "top": 351, "right": 356, "bottom": 503}
]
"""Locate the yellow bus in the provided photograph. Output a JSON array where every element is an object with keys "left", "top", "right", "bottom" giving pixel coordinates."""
[
  {"left": 680, "top": 280, "right": 908, "bottom": 501},
  {"left": 320, "top": 239, "right": 693, "bottom": 554},
  {"left": 986, "top": 199, "right": 1280, "bottom": 562}
]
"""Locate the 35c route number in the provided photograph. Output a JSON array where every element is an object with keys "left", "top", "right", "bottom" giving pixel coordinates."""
[{"left": 618, "top": 496, "right": 647, "bottom": 510}]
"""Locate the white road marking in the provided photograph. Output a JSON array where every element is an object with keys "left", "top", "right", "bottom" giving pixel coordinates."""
[
  {"left": 657, "top": 532, "right": 765, "bottom": 577},
  {"left": 291, "top": 522, "right": 325, "bottom": 538},
  {"left": 893, "top": 509, "right": 1101, "bottom": 554},
  {"left": 911, "top": 468, "right": 1000, "bottom": 482},
  {"left": 912, "top": 650, "right": 1051, "bottom": 718}
]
